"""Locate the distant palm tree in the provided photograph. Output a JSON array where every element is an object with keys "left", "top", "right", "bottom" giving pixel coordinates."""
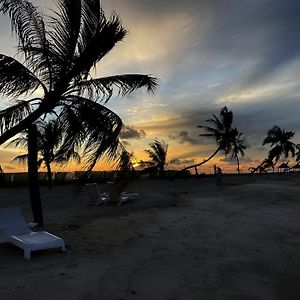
[
  {"left": 263, "top": 126, "right": 297, "bottom": 164},
  {"left": 115, "top": 147, "right": 135, "bottom": 179},
  {"left": 9, "top": 119, "right": 80, "bottom": 189},
  {"left": 141, "top": 140, "right": 168, "bottom": 176},
  {"left": 250, "top": 157, "right": 275, "bottom": 174},
  {"left": 182, "top": 107, "right": 239, "bottom": 173},
  {"left": 231, "top": 132, "right": 246, "bottom": 174},
  {"left": 0, "top": 0, "right": 157, "bottom": 225}
]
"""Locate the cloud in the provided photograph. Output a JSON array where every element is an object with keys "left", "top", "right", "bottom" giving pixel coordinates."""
[
  {"left": 169, "top": 158, "right": 195, "bottom": 166},
  {"left": 220, "top": 156, "right": 253, "bottom": 165},
  {"left": 169, "top": 130, "right": 201, "bottom": 145},
  {"left": 120, "top": 125, "right": 146, "bottom": 140}
]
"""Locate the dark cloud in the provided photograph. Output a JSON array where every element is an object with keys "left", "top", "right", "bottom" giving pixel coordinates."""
[
  {"left": 169, "top": 130, "right": 201, "bottom": 145},
  {"left": 220, "top": 156, "right": 253, "bottom": 165},
  {"left": 170, "top": 158, "right": 195, "bottom": 166},
  {"left": 120, "top": 125, "right": 146, "bottom": 140},
  {"left": 200, "top": 0, "right": 300, "bottom": 88}
]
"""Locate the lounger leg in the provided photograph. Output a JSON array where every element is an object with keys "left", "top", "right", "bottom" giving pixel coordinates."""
[
  {"left": 62, "top": 243, "right": 66, "bottom": 252},
  {"left": 24, "top": 249, "right": 31, "bottom": 259}
]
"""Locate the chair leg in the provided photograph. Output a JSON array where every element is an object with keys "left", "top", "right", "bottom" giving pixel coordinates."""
[{"left": 24, "top": 249, "right": 31, "bottom": 259}]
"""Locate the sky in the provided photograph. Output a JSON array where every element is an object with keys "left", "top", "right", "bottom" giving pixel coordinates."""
[{"left": 1, "top": 0, "right": 300, "bottom": 173}]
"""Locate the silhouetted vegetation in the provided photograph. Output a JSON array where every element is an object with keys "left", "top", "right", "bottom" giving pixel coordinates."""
[
  {"left": 0, "top": 0, "right": 157, "bottom": 224},
  {"left": 8, "top": 119, "right": 81, "bottom": 189},
  {"left": 140, "top": 139, "right": 168, "bottom": 177},
  {"left": 182, "top": 107, "right": 246, "bottom": 174}
]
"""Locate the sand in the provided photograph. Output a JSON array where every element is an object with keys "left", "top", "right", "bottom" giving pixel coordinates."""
[{"left": 0, "top": 174, "right": 300, "bottom": 300}]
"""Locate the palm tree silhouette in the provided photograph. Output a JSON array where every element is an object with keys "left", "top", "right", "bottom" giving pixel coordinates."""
[
  {"left": 231, "top": 132, "right": 246, "bottom": 174},
  {"left": 141, "top": 140, "right": 168, "bottom": 176},
  {"left": 250, "top": 157, "right": 275, "bottom": 174},
  {"left": 9, "top": 119, "right": 81, "bottom": 189},
  {"left": 0, "top": 0, "right": 158, "bottom": 224},
  {"left": 115, "top": 147, "right": 135, "bottom": 179},
  {"left": 182, "top": 107, "right": 239, "bottom": 173},
  {"left": 263, "top": 126, "right": 296, "bottom": 164}
]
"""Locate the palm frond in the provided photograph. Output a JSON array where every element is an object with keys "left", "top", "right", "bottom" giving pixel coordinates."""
[
  {"left": 0, "top": 54, "right": 43, "bottom": 97},
  {"left": 48, "top": 0, "right": 81, "bottom": 68},
  {"left": 0, "top": 101, "right": 32, "bottom": 134},
  {"left": 11, "top": 153, "right": 28, "bottom": 165},
  {"left": 0, "top": 0, "right": 44, "bottom": 53},
  {"left": 70, "top": 74, "right": 158, "bottom": 102},
  {"left": 58, "top": 96, "right": 122, "bottom": 173},
  {"left": 5, "top": 134, "right": 27, "bottom": 148},
  {"left": 72, "top": 12, "right": 126, "bottom": 78}
]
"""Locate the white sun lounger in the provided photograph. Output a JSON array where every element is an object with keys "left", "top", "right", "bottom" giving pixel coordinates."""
[
  {"left": 0, "top": 207, "right": 65, "bottom": 259},
  {"left": 118, "top": 192, "right": 139, "bottom": 206}
]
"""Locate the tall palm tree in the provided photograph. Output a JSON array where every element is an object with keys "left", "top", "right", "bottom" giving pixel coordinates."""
[
  {"left": 182, "top": 107, "right": 239, "bottom": 173},
  {"left": 263, "top": 126, "right": 297, "bottom": 164},
  {"left": 9, "top": 119, "right": 81, "bottom": 189},
  {"left": 141, "top": 139, "right": 168, "bottom": 176},
  {"left": 231, "top": 132, "right": 246, "bottom": 174},
  {"left": 0, "top": 0, "right": 158, "bottom": 224}
]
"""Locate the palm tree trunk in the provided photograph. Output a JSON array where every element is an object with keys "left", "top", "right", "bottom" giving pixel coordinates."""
[
  {"left": 28, "top": 124, "right": 44, "bottom": 226},
  {"left": 45, "top": 161, "right": 53, "bottom": 190},
  {"left": 236, "top": 156, "right": 240, "bottom": 174},
  {"left": 181, "top": 146, "right": 221, "bottom": 172},
  {"left": 250, "top": 160, "right": 265, "bottom": 174}
]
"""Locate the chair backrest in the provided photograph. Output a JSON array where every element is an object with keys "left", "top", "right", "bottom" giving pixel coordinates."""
[
  {"left": 0, "top": 207, "right": 31, "bottom": 236},
  {"left": 85, "top": 183, "right": 100, "bottom": 202}
]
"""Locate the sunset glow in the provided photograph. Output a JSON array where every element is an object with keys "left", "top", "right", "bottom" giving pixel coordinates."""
[{"left": 1, "top": 0, "right": 300, "bottom": 174}]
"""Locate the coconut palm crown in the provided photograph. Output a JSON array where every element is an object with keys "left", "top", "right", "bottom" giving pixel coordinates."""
[
  {"left": 263, "top": 125, "right": 296, "bottom": 164},
  {"left": 141, "top": 139, "right": 168, "bottom": 175},
  {"left": 182, "top": 106, "right": 240, "bottom": 172},
  {"left": 0, "top": 0, "right": 158, "bottom": 170}
]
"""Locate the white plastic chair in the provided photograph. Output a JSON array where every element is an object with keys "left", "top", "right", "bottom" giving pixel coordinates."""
[
  {"left": 84, "top": 183, "right": 110, "bottom": 205},
  {"left": 0, "top": 207, "right": 66, "bottom": 259}
]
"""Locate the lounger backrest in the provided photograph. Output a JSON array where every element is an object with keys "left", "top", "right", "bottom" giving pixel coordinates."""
[{"left": 0, "top": 207, "right": 31, "bottom": 236}]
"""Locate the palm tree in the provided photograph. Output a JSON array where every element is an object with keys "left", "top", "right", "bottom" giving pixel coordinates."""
[
  {"left": 231, "top": 132, "right": 246, "bottom": 173},
  {"left": 9, "top": 119, "right": 81, "bottom": 189},
  {"left": 141, "top": 139, "right": 168, "bottom": 176},
  {"left": 250, "top": 157, "right": 274, "bottom": 174},
  {"left": 182, "top": 107, "right": 239, "bottom": 173},
  {"left": 0, "top": 0, "right": 158, "bottom": 225},
  {"left": 115, "top": 147, "right": 135, "bottom": 180},
  {"left": 263, "top": 126, "right": 297, "bottom": 164}
]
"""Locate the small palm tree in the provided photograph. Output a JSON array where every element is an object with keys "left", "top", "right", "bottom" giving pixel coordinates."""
[
  {"left": 115, "top": 147, "right": 135, "bottom": 179},
  {"left": 231, "top": 132, "right": 246, "bottom": 173},
  {"left": 9, "top": 119, "right": 80, "bottom": 188},
  {"left": 141, "top": 139, "right": 168, "bottom": 176},
  {"left": 263, "top": 126, "right": 297, "bottom": 164},
  {"left": 182, "top": 107, "right": 240, "bottom": 173}
]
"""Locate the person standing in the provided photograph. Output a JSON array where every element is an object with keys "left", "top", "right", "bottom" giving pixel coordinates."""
[{"left": 216, "top": 167, "right": 222, "bottom": 186}]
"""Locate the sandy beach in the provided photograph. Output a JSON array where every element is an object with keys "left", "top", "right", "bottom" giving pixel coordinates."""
[{"left": 0, "top": 174, "right": 300, "bottom": 300}]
